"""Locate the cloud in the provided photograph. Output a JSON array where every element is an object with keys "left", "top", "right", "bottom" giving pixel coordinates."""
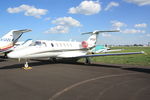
[
  {"left": 101, "top": 33, "right": 112, "bottom": 37},
  {"left": 45, "top": 17, "right": 81, "bottom": 34},
  {"left": 45, "top": 25, "right": 69, "bottom": 34},
  {"left": 146, "top": 34, "right": 150, "bottom": 37},
  {"left": 124, "top": 0, "right": 150, "bottom": 6},
  {"left": 104, "top": 1, "right": 119, "bottom": 11},
  {"left": 52, "top": 17, "right": 81, "bottom": 27},
  {"left": 134, "top": 23, "right": 147, "bottom": 28},
  {"left": 68, "top": 0, "right": 101, "bottom": 15},
  {"left": 111, "top": 21, "right": 126, "bottom": 30},
  {"left": 7, "top": 4, "right": 48, "bottom": 18},
  {"left": 121, "top": 29, "right": 145, "bottom": 34}
]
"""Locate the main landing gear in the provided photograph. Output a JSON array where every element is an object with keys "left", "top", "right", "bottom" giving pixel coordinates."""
[
  {"left": 85, "top": 57, "right": 91, "bottom": 64},
  {"left": 49, "top": 58, "right": 57, "bottom": 63},
  {"left": 3, "top": 52, "right": 8, "bottom": 59},
  {"left": 23, "top": 60, "right": 32, "bottom": 70}
]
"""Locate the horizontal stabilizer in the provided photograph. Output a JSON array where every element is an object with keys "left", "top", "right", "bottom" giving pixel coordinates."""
[
  {"left": 82, "top": 30, "right": 120, "bottom": 35},
  {"left": 13, "top": 29, "right": 32, "bottom": 33}
]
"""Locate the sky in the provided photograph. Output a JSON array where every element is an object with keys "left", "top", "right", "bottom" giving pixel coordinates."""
[{"left": 0, "top": 0, "right": 150, "bottom": 45}]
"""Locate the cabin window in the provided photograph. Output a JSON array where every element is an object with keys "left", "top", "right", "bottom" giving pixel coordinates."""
[
  {"left": 67, "top": 43, "right": 70, "bottom": 47},
  {"left": 51, "top": 43, "right": 54, "bottom": 47},
  {"left": 70, "top": 43, "right": 72, "bottom": 47},
  {"left": 63, "top": 43, "right": 66, "bottom": 47},
  {"left": 56, "top": 43, "right": 58, "bottom": 47},
  {"left": 60, "top": 43, "right": 62, "bottom": 47},
  {"left": 66, "top": 43, "right": 69, "bottom": 47}
]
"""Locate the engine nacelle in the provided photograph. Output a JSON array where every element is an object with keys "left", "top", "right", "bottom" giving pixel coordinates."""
[{"left": 81, "top": 41, "right": 88, "bottom": 48}]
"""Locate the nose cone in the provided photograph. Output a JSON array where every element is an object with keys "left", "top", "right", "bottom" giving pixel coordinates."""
[{"left": 7, "top": 51, "right": 20, "bottom": 58}]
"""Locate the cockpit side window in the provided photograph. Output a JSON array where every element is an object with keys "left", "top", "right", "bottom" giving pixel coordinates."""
[
  {"left": 30, "top": 41, "right": 42, "bottom": 46},
  {"left": 42, "top": 42, "right": 47, "bottom": 47}
]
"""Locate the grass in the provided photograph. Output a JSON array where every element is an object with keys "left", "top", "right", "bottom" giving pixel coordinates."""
[{"left": 81, "top": 47, "right": 150, "bottom": 66}]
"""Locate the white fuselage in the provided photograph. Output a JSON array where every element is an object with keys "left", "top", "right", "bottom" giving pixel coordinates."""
[{"left": 8, "top": 40, "right": 88, "bottom": 59}]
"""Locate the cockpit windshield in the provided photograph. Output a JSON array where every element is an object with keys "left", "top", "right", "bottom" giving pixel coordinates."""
[
  {"left": 22, "top": 39, "right": 32, "bottom": 45},
  {"left": 30, "top": 41, "right": 47, "bottom": 47}
]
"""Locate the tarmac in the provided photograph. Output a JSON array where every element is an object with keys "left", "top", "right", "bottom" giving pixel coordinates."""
[{"left": 0, "top": 58, "right": 150, "bottom": 100}]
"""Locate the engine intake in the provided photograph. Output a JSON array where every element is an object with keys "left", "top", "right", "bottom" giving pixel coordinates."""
[{"left": 82, "top": 41, "right": 88, "bottom": 48}]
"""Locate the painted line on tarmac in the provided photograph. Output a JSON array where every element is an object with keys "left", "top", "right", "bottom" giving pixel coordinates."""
[
  {"left": 130, "top": 86, "right": 150, "bottom": 100},
  {"left": 49, "top": 72, "right": 138, "bottom": 100},
  {"left": 95, "top": 78, "right": 145, "bottom": 100}
]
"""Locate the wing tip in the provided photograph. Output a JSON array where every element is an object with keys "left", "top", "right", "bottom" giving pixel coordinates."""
[{"left": 141, "top": 51, "right": 145, "bottom": 54}]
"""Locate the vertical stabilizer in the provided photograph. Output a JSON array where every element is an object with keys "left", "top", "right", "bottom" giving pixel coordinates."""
[
  {"left": 87, "top": 32, "right": 98, "bottom": 48},
  {"left": 0, "top": 29, "right": 31, "bottom": 52},
  {"left": 82, "top": 30, "right": 119, "bottom": 48}
]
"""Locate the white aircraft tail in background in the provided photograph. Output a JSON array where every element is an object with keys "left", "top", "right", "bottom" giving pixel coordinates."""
[{"left": 0, "top": 29, "right": 31, "bottom": 53}]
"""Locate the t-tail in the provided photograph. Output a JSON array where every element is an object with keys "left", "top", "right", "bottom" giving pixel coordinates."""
[
  {"left": 0, "top": 29, "right": 31, "bottom": 52},
  {"left": 81, "top": 30, "right": 119, "bottom": 49}
]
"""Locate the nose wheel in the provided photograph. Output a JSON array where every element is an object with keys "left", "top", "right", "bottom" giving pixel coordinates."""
[{"left": 23, "top": 60, "right": 32, "bottom": 70}]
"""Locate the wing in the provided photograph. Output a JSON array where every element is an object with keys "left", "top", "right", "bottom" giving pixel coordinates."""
[{"left": 77, "top": 51, "right": 144, "bottom": 58}]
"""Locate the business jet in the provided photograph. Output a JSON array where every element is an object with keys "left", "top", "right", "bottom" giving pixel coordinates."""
[
  {"left": 0, "top": 29, "right": 31, "bottom": 57},
  {"left": 7, "top": 30, "right": 144, "bottom": 69}
]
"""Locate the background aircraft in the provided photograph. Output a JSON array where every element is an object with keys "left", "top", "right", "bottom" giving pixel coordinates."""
[
  {"left": 89, "top": 45, "right": 122, "bottom": 53},
  {"left": 7, "top": 30, "right": 144, "bottom": 69},
  {"left": 0, "top": 29, "right": 31, "bottom": 57}
]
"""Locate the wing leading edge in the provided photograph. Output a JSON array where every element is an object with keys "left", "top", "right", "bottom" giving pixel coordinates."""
[{"left": 77, "top": 51, "right": 144, "bottom": 58}]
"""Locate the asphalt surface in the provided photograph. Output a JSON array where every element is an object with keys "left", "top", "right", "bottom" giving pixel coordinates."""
[{"left": 0, "top": 58, "right": 150, "bottom": 100}]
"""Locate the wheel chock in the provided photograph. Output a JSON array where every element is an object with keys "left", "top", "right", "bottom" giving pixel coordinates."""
[{"left": 22, "top": 67, "right": 32, "bottom": 70}]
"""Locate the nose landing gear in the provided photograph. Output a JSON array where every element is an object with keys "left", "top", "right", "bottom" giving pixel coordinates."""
[{"left": 23, "top": 60, "right": 32, "bottom": 70}]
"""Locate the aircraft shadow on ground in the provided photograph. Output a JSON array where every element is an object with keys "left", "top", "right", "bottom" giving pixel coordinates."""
[
  {"left": 0, "top": 60, "right": 50, "bottom": 70},
  {"left": 64, "top": 62, "right": 150, "bottom": 74},
  {"left": 0, "top": 56, "right": 7, "bottom": 62},
  {"left": 91, "top": 64, "right": 150, "bottom": 74},
  {"left": 0, "top": 59, "right": 6, "bottom": 62},
  {"left": 0, "top": 59, "right": 150, "bottom": 74},
  {"left": 122, "top": 67, "right": 150, "bottom": 74}
]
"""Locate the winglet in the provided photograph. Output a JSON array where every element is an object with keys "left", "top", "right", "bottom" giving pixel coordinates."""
[
  {"left": 141, "top": 51, "right": 147, "bottom": 55},
  {"left": 141, "top": 51, "right": 145, "bottom": 54}
]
